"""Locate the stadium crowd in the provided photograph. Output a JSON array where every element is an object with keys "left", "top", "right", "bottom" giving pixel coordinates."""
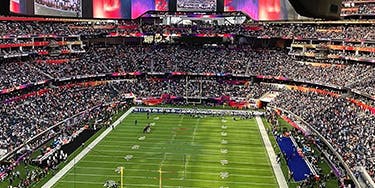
[
  {"left": 270, "top": 89, "right": 375, "bottom": 182},
  {"left": 0, "top": 79, "right": 275, "bottom": 154},
  {"left": 342, "top": 1, "right": 375, "bottom": 16},
  {"left": 0, "top": 59, "right": 48, "bottom": 89},
  {"left": 266, "top": 110, "right": 344, "bottom": 187},
  {"left": 0, "top": 18, "right": 374, "bottom": 41},
  {"left": 0, "top": 44, "right": 374, "bottom": 100},
  {"left": 0, "top": 16, "right": 374, "bottom": 187},
  {"left": 350, "top": 73, "right": 375, "bottom": 97},
  {"left": 0, "top": 83, "right": 122, "bottom": 153},
  {"left": 257, "top": 24, "right": 369, "bottom": 40}
]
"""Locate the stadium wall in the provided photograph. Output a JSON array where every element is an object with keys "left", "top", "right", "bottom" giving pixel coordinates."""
[{"left": 60, "top": 129, "right": 97, "bottom": 157}]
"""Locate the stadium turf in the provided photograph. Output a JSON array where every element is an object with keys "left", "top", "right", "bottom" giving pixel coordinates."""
[{"left": 53, "top": 113, "right": 278, "bottom": 188}]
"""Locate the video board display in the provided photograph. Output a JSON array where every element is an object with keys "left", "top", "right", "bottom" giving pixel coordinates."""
[
  {"left": 258, "top": 0, "right": 280, "bottom": 20},
  {"left": 10, "top": 0, "right": 20, "bottom": 13},
  {"left": 132, "top": 0, "right": 155, "bottom": 19},
  {"left": 177, "top": 0, "right": 216, "bottom": 12},
  {"left": 10, "top": 0, "right": 297, "bottom": 20},
  {"left": 224, "top": 0, "right": 258, "bottom": 20},
  {"left": 155, "top": 0, "right": 169, "bottom": 11},
  {"left": 10, "top": 0, "right": 82, "bottom": 17},
  {"left": 34, "top": 0, "right": 82, "bottom": 17},
  {"left": 93, "top": 0, "right": 168, "bottom": 19},
  {"left": 225, "top": 0, "right": 297, "bottom": 20},
  {"left": 93, "top": 0, "right": 131, "bottom": 19}
]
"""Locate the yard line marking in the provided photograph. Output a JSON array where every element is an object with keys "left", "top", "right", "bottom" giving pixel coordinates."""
[
  {"left": 111, "top": 128, "right": 260, "bottom": 134},
  {"left": 101, "top": 138, "right": 265, "bottom": 145},
  {"left": 170, "top": 134, "right": 176, "bottom": 144},
  {"left": 170, "top": 116, "right": 182, "bottom": 144},
  {"left": 43, "top": 107, "right": 135, "bottom": 188},
  {"left": 182, "top": 154, "right": 190, "bottom": 180},
  {"left": 101, "top": 139, "right": 265, "bottom": 145},
  {"left": 158, "top": 152, "right": 169, "bottom": 188},
  {"left": 88, "top": 151, "right": 266, "bottom": 159},
  {"left": 57, "top": 180, "right": 104, "bottom": 185},
  {"left": 58, "top": 180, "right": 200, "bottom": 188},
  {"left": 65, "top": 171, "right": 275, "bottom": 180},
  {"left": 80, "top": 159, "right": 272, "bottom": 167},
  {"left": 255, "top": 116, "right": 288, "bottom": 188},
  {"left": 65, "top": 173, "right": 157, "bottom": 179},
  {"left": 191, "top": 119, "right": 200, "bottom": 146},
  {"left": 49, "top": 111, "right": 279, "bottom": 188},
  {"left": 161, "top": 152, "right": 167, "bottom": 164},
  {"left": 92, "top": 144, "right": 268, "bottom": 152},
  {"left": 75, "top": 165, "right": 273, "bottom": 173},
  {"left": 168, "top": 177, "right": 277, "bottom": 186},
  {"left": 91, "top": 148, "right": 266, "bottom": 155},
  {"left": 86, "top": 156, "right": 269, "bottom": 165}
]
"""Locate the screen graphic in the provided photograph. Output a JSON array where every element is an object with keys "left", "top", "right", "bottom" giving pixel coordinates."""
[
  {"left": 224, "top": 0, "right": 258, "bottom": 20},
  {"left": 131, "top": 0, "right": 155, "bottom": 19},
  {"left": 34, "top": 0, "right": 82, "bottom": 17},
  {"left": 9, "top": 0, "right": 296, "bottom": 20},
  {"left": 10, "top": 0, "right": 30, "bottom": 14},
  {"left": 155, "top": 0, "right": 168, "bottom": 11},
  {"left": 10, "top": 0, "right": 21, "bottom": 13},
  {"left": 93, "top": 0, "right": 131, "bottom": 19},
  {"left": 177, "top": 0, "right": 216, "bottom": 12},
  {"left": 258, "top": 0, "right": 281, "bottom": 20}
]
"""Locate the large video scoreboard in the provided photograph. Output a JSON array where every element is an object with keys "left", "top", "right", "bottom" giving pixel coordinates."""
[{"left": 10, "top": 0, "right": 292, "bottom": 20}]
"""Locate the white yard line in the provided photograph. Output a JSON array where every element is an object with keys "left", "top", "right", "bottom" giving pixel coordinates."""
[
  {"left": 42, "top": 107, "right": 135, "bottom": 188},
  {"left": 58, "top": 180, "right": 199, "bottom": 188},
  {"left": 182, "top": 154, "right": 190, "bottom": 180},
  {"left": 255, "top": 116, "right": 288, "bottom": 188},
  {"left": 87, "top": 147, "right": 266, "bottom": 155},
  {"left": 66, "top": 170, "right": 274, "bottom": 179},
  {"left": 191, "top": 119, "right": 200, "bottom": 145},
  {"left": 75, "top": 163, "right": 272, "bottom": 172},
  {"left": 170, "top": 116, "right": 183, "bottom": 144},
  {"left": 61, "top": 173, "right": 276, "bottom": 185},
  {"left": 80, "top": 159, "right": 271, "bottom": 166}
]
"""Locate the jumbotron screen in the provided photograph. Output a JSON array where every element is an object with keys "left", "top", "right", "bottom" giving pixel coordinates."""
[
  {"left": 10, "top": 0, "right": 82, "bottom": 17},
  {"left": 177, "top": 0, "right": 216, "bottom": 12},
  {"left": 93, "top": 0, "right": 130, "bottom": 19},
  {"left": 10, "top": 0, "right": 295, "bottom": 20},
  {"left": 34, "top": 0, "right": 82, "bottom": 17},
  {"left": 93, "top": 0, "right": 168, "bottom": 19},
  {"left": 224, "top": 0, "right": 258, "bottom": 20}
]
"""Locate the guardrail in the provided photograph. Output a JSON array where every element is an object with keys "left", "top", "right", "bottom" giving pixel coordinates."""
[
  {"left": 359, "top": 167, "right": 375, "bottom": 188},
  {"left": 270, "top": 106, "right": 363, "bottom": 188}
]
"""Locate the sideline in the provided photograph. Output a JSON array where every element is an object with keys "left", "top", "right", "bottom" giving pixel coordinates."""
[
  {"left": 255, "top": 116, "right": 288, "bottom": 188},
  {"left": 42, "top": 107, "right": 135, "bottom": 188}
]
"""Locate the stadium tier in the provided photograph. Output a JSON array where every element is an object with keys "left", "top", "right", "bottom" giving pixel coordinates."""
[
  {"left": 341, "top": 0, "right": 375, "bottom": 18},
  {"left": 0, "top": 7, "right": 374, "bottom": 188}
]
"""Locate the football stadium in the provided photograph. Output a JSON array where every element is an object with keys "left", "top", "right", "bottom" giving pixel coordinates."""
[{"left": 0, "top": 0, "right": 375, "bottom": 188}]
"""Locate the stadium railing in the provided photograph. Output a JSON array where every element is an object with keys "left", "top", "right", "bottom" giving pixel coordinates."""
[
  {"left": 359, "top": 167, "right": 375, "bottom": 188},
  {"left": 270, "top": 106, "right": 363, "bottom": 188},
  {"left": 0, "top": 102, "right": 117, "bottom": 162}
]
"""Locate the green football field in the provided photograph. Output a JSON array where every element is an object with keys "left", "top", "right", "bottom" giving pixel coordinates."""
[{"left": 53, "top": 113, "right": 278, "bottom": 188}]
